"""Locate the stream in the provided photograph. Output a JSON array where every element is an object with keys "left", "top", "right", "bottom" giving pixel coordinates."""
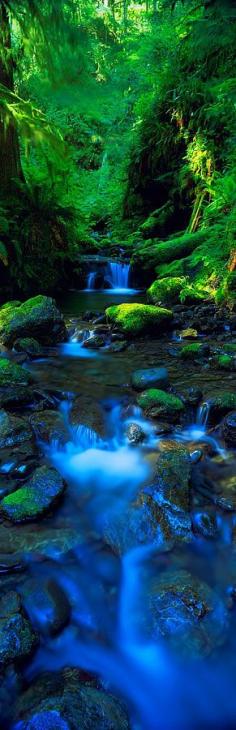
[{"left": 1, "top": 284, "right": 236, "bottom": 730}]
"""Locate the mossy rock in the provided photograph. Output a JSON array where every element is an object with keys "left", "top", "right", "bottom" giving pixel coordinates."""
[
  {"left": 137, "top": 388, "right": 184, "bottom": 420},
  {"left": 147, "top": 277, "right": 186, "bottom": 305},
  {"left": 207, "top": 392, "right": 236, "bottom": 421},
  {"left": 106, "top": 303, "right": 173, "bottom": 336},
  {"left": 222, "top": 343, "right": 236, "bottom": 354},
  {"left": 180, "top": 343, "right": 210, "bottom": 360},
  {"left": 1, "top": 466, "right": 65, "bottom": 523},
  {"left": 0, "top": 296, "right": 66, "bottom": 347},
  {"left": 0, "top": 358, "right": 32, "bottom": 385},
  {"left": 217, "top": 354, "right": 235, "bottom": 371},
  {"left": 131, "top": 367, "right": 169, "bottom": 391},
  {"left": 14, "top": 337, "right": 43, "bottom": 357}
]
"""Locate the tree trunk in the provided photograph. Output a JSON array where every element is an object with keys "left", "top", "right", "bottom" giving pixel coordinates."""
[
  {"left": 0, "top": 5, "right": 23, "bottom": 195},
  {"left": 123, "top": 0, "right": 128, "bottom": 29}
]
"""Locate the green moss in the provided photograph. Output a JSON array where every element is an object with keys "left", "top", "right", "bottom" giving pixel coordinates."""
[
  {"left": 180, "top": 343, "right": 208, "bottom": 360},
  {"left": 222, "top": 343, "right": 236, "bottom": 354},
  {"left": 147, "top": 277, "right": 186, "bottom": 305},
  {"left": 106, "top": 303, "right": 173, "bottom": 336},
  {"left": 137, "top": 388, "right": 184, "bottom": 413},
  {"left": 1, "top": 466, "right": 64, "bottom": 522},
  {"left": 0, "top": 295, "right": 65, "bottom": 347},
  {"left": 217, "top": 354, "right": 234, "bottom": 371},
  {"left": 0, "top": 358, "right": 32, "bottom": 385}
]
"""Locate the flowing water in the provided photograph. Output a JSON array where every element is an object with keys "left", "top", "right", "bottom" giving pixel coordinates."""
[
  {"left": 3, "top": 290, "right": 236, "bottom": 730},
  {"left": 85, "top": 259, "right": 139, "bottom": 294}
]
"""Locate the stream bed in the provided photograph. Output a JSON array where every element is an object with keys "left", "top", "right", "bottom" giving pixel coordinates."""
[{"left": 0, "top": 289, "right": 236, "bottom": 730}]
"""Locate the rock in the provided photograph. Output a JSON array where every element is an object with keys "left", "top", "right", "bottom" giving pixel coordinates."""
[
  {"left": 125, "top": 422, "right": 146, "bottom": 445},
  {"left": 180, "top": 328, "right": 198, "bottom": 339},
  {"left": 221, "top": 411, "right": 236, "bottom": 447},
  {"left": 0, "top": 410, "right": 32, "bottom": 448},
  {"left": 14, "top": 338, "right": 43, "bottom": 358},
  {"left": 180, "top": 343, "right": 210, "bottom": 360},
  {"left": 217, "top": 354, "right": 235, "bottom": 371},
  {"left": 147, "top": 570, "right": 228, "bottom": 657},
  {"left": 106, "top": 303, "right": 173, "bottom": 336},
  {"left": 131, "top": 367, "right": 169, "bottom": 391},
  {"left": 14, "top": 669, "right": 130, "bottom": 730},
  {"left": 30, "top": 411, "right": 68, "bottom": 445},
  {"left": 0, "top": 358, "right": 32, "bottom": 385},
  {"left": 107, "top": 341, "right": 127, "bottom": 353},
  {"left": 1, "top": 466, "right": 65, "bottom": 523},
  {"left": 181, "top": 386, "right": 203, "bottom": 406},
  {"left": 0, "top": 386, "right": 35, "bottom": 409},
  {"left": 83, "top": 335, "right": 106, "bottom": 349},
  {"left": 0, "top": 296, "right": 66, "bottom": 347},
  {"left": 191, "top": 510, "right": 219, "bottom": 539},
  {"left": 207, "top": 392, "right": 236, "bottom": 422},
  {"left": 0, "top": 590, "right": 37, "bottom": 667},
  {"left": 20, "top": 578, "right": 70, "bottom": 636},
  {"left": 137, "top": 389, "right": 184, "bottom": 422},
  {"left": 147, "top": 277, "right": 186, "bottom": 305},
  {"left": 191, "top": 454, "right": 236, "bottom": 511}
]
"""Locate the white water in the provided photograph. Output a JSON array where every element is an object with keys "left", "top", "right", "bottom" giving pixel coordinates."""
[{"left": 85, "top": 260, "right": 137, "bottom": 293}]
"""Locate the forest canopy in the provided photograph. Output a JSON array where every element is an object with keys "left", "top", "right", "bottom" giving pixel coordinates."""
[{"left": 0, "top": 0, "right": 235, "bottom": 302}]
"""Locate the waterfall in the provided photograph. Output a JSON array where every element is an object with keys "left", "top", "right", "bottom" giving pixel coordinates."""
[
  {"left": 86, "top": 272, "right": 96, "bottom": 290},
  {"left": 108, "top": 262, "right": 130, "bottom": 290},
  {"left": 197, "top": 401, "right": 211, "bottom": 426}
]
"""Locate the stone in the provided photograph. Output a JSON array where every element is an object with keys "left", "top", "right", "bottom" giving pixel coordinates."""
[
  {"left": 106, "top": 303, "right": 173, "bottom": 336},
  {"left": 221, "top": 411, "right": 236, "bottom": 447},
  {"left": 125, "top": 422, "right": 146, "bottom": 445},
  {"left": 14, "top": 338, "right": 43, "bottom": 358},
  {"left": 137, "top": 389, "right": 184, "bottom": 422},
  {"left": 0, "top": 296, "right": 66, "bottom": 347},
  {"left": 207, "top": 392, "right": 236, "bottom": 422},
  {"left": 30, "top": 411, "right": 68, "bottom": 445},
  {"left": 147, "top": 277, "right": 186, "bottom": 305},
  {"left": 0, "top": 410, "right": 32, "bottom": 448},
  {"left": 20, "top": 578, "right": 70, "bottom": 636},
  {"left": 83, "top": 335, "right": 106, "bottom": 349},
  {"left": 0, "top": 590, "right": 37, "bottom": 667},
  {"left": 0, "top": 358, "right": 32, "bottom": 386},
  {"left": 180, "top": 343, "right": 210, "bottom": 360},
  {"left": 131, "top": 367, "right": 169, "bottom": 391},
  {"left": 191, "top": 510, "right": 219, "bottom": 539},
  {"left": 1, "top": 466, "right": 65, "bottom": 523}
]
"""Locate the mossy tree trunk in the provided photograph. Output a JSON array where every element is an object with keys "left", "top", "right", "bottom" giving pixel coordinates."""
[{"left": 0, "top": 4, "right": 23, "bottom": 194}]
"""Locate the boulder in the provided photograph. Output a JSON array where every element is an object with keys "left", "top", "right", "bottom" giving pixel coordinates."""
[
  {"left": 14, "top": 337, "right": 43, "bottom": 358},
  {"left": 0, "top": 358, "right": 32, "bottom": 385},
  {"left": 0, "top": 591, "right": 37, "bottom": 667},
  {"left": 0, "top": 409, "right": 32, "bottom": 448},
  {"left": 0, "top": 296, "right": 66, "bottom": 347},
  {"left": 106, "top": 303, "right": 173, "bottom": 336},
  {"left": 1, "top": 466, "right": 65, "bottom": 522},
  {"left": 137, "top": 388, "right": 184, "bottom": 422},
  {"left": 131, "top": 367, "right": 169, "bottom": 391},
  {"left": 147, "top": 277, "right": 186, "bottom": 305}
]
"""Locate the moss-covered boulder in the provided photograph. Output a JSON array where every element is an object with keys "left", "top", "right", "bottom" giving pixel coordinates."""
[
  {"left": 0, "top": 591, "right": 37, "bottom": 667},
  {"left": 106, "top": 303, "right": 173, "bottom": 336},
  {"left": 0, "top": 358, "right": 32, "bottom": 385},
  {"left": 14, "top": 337, "right": 43, "bottom": 358},
  {"left": 0, "top": 296, "right": 66, "bottom": 347},
  {"left": 217, "top": 354, "right": 235, "bottom": 371},
  {"left": 207, "top": 392, "right": 236, "bottom": 422},
  {"left": 1, "top": 466, "right": 65, "bottom": 523},
  {"left": 147, "top": 277, "right": 186, "bottom": 305},
  {"left": 131, "top": 367, "right": 169, "bottom": 391},
  {"left": 180, "top": 343, "right": 210, "bottom": 360},
  {"left": 137, "top": 388, "right": 184, "bottom": 421}
]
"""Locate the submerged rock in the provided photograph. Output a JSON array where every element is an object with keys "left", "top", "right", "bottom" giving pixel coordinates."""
[
  {"left": 0, "top": 296, "right": 66, "bottom": 347},
  {"left": 137, "top": 388, "right": 184, "bottom": 422},
  {"left": 0, "top": 590, "right": 37, "bottom": 667},
  {"left": 14, "top": 669, "right": 130, "bottom": 730},
  {"left": 1, "top": 466, "right": 65, "bottom": 522},
  {"left": 106, "top": 303, "right": 173, "bottom": 336},
  {"left": 131, "top": 367, "right": 169, "bottom": 391}
]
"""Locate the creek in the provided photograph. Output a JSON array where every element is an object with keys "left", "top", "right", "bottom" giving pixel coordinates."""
[{"left": 1, "top": 286, "right": 236, "bottom": 730}]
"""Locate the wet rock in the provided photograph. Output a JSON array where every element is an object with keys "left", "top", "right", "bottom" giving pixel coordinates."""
[
  {"left": 0, "top": 410, "right": 32, "bottom": 448},
  {"left": 83, "top": 334, "right": 106, "bottom": 349},
  {"left": 191, "top": 509, "right": 219, "bottom": 539},
  {"left": 181, "top": 386, "right": 203, "bottom": 407},
  {"left": 1, "top": 466, "right": 65, "bottom": 523},
  {"left": 179, "top": 328, "right": 198, "bottom": 339},
  {"left": 30, "top": 410, "right": 68, "bottom": 445},
  {"left": 217, "top": 353, "right": 235, "bottom": 371},
  {"left": 221, "top": 411, "right": 236, "bottom": 447},
  {"left": 20, "top": 578, "right": 70, "bottom": 636},
  {"left": 180, "top": 343, "right": 210, "bottom": 360},
  {"left": 14, "top": 338, "right": 43, "bottom": 358},
  {"left": 0, "top": 296, "right": 66, "bottom": 347},
  {"left": 14, "top": 669, "right": 130, "bottom": 730},
  {"left": 207, "top": 392, "right": 236, "bottom": 422},
  {"left": 191, "top": 455, "right": 236, "bottom": 511},
  {"left": 0, "top": 358, "right": 32, "bottom": 386},
  {"left": 107, "top": 340, "right": 127, "bottom": 353},
  {"left": 125, "top": 422, "right": 146, "bottom": 445},
  {"left": 137, "top": 389, "right": 184, "bottom": 422},
  {"left": 0, "top": 591, "right": 37, "bottom": 667},
  {"left": 0, "top": 386, "right": 36, "bottom": 409},
  {"left": 147, "top": 570, "right": 228, "bottom": 657},
  {"left": 131, "top": 367, "right": 169, "bottom": 391}
]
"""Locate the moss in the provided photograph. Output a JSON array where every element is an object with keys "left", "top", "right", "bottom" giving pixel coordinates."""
[
  {"left": 106, "top": 303, "right": 173, "bottom": 336},
  {"left": 217, "top": 354, "right": 234, "bottom": 371},
  {"left": 180, "top": 343, "right": 209, "bottom": 360},
  {"left": 147, "top": 277, "right": 186, "bottom": 305},
  {"left": 0, "top": 358, "right": 32, "bottom": 385},
  {"left": 222, "top": 343, "right": 236, "bottom": 354},
  {"left": 137, "top": 388, "right": 184, "bottom": 413},
  {"left": 1, "top": 466, "right": 64, "bottom": 522},
  {"left": 0, "top": 295, "right": 66, "bottom": 347}
]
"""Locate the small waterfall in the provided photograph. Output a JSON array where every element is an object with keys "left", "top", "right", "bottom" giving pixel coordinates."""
[
  {"left": 86, "top": 272, "right": 96, "bottom": 290},
  {"left": 108, "top": 261, "right": 130, "bottom": 290},
  {"left": 197, "top": 401, "right": 211, "bottom": 426}
]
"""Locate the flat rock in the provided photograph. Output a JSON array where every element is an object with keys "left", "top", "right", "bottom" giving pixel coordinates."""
[{"left": 131, "top": 367, "right": 169, "bottom": 391}]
